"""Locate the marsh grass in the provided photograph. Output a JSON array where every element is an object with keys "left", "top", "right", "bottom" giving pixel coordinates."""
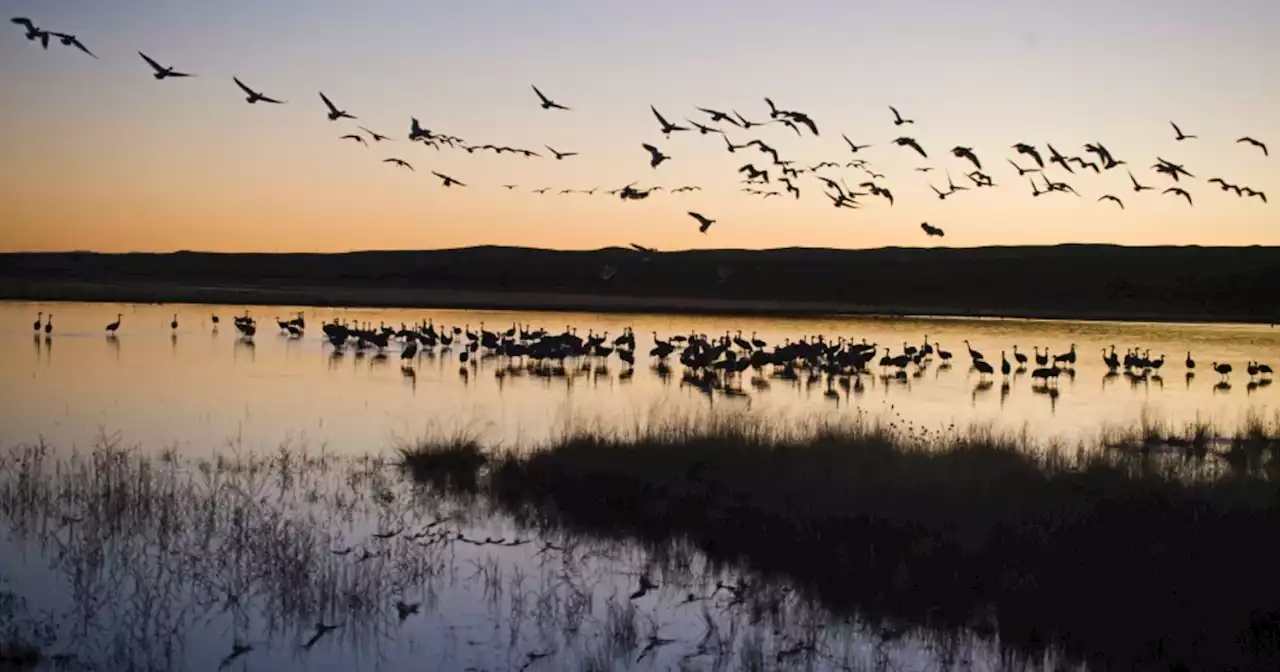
[{"left": 404, "top": 409, "right": 1280, "bottom": 671}]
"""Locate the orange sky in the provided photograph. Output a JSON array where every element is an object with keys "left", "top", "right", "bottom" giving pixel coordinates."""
[{"left": 1, "top": 1, "right": 1277, "bottom": 252}]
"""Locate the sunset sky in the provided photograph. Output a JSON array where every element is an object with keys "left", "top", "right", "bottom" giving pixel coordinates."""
[{"left": 0, "top": 0, "right": 1276, "bottom": 253}]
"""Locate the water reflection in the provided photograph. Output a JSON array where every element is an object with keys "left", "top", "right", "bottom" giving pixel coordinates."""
[
  {"left": 0, "top": 440, "right": 1059, "bottom": 671},
  {"left": 1, "top": 301, "right": 1278, "bottom": 452}
]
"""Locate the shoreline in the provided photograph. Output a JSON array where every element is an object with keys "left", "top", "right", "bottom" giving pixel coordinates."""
[{"left": 3, "top": 279, "right": 1275, "bottom": 325}]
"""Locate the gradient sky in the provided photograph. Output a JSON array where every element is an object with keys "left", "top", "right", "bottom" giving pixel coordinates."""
[{"left": 1, "top": 0, "right": 1277, "bottom": 253}]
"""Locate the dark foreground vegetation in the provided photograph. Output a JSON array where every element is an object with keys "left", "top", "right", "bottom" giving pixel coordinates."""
[
  {"left": 403, "top": 413, "right": 1280, "bottom": 671},
  {"left": 5, "top": 245, "right": 1280, "bottom": 321}
]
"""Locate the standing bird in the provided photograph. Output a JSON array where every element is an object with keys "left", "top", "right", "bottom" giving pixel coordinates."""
[
  {"left": 531, "top": 85, "right": 570, "bottom": 110},
  {"left": 138, "top": 52, "right": 193, "bottom": 79},
  {"left": 318, "top": 91, "right": 355, "bottom": 120},
  {"left": 170, "top": 314, "right": 178, "bottom": 331},
  {"left": 233, "top": 77, "right": 285, "bottom": 104},
  {"left": 1098, "top": 194, "right": 1125, "bottom": 209},
  {"left": 33, "top": 312, "right": 42, "bottom": 332},
  {"left": 1170, "top": 121, "right": 1197, "bottom": 141},
  {"left": 889, "top": 105, "right": 914, "bottom": 125},
  {"left": 1185, "top": 352, "right": 1195, "bottom": 370},
  {"left": 1212, "top": 362, "right": 1232, "bottom": 382},
  {"left": 688, "top": 212, "right": 715, "bottom": 234},
  {"left": 1236, "top": 137, "right": 1268, "bottom": 156},
  {"left": 642, "top": 143, "right": 669, "bottom": 168},
  {"left": 1001, "top": 351, "right": 1011, "bottom": 378},
  {"left": 106, "top": 314, "right": 122, "bottom": 334},
  {"left": 44, "top": 315, "right": 52, "bottom": 336}
]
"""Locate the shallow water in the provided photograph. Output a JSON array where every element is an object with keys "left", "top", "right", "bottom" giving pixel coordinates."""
[{"left": 1, "top": 301, "right": 1277, "bottom": 453}]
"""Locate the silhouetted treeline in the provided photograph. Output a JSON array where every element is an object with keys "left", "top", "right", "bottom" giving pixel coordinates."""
[{"left": 3, "top": 245, "right": 1279, "bottom": 321}]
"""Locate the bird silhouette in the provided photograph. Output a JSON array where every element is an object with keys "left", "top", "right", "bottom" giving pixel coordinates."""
[
  {"left": 921, "top": 222, "right": 945, "bottom": 237},
  {"left": 233, "top": 77, "right": 284, "bottom": 104},
  {"left": 685, "top": 118, "right": 723, "bottom": 135},
  {"left": 138, "top": 52, "right": 192, "bottom": 79},
  {"left": 696, "top": 107, "right": 741, "bottom": 127},
  {"left": 545, "top": 146, "right": 578, "bottom": 160},
  {"left": 889, "top": 105, "right": 914, "bottom": 125},
  {"left": 842, "top": 135, "right": 871, "bottom": 153},
  {"left": 339, "top": 134, "right": 367, "bottom": 146},
  {"left": 11, "top": 18, "right": 50, "bottom": 48},
  {"left": 1242, "top": 187, "right": 1267, "bottom": 203},
  {"left": 531, "top": 85, "right": 570, "bottom": 110},
  {"left": 383, "top": 158, "right": 413, "bottom": 171},
  {"left": 50, "top": 32, "right": 95, "bottom": 58},
  {"left": 688, "top": 212, "right": 715, "bottom": 234},
  {"left": 951, "top": 146, "right": 982, "bottom": 170},
  {"left": 642, "top": 143, "right": 670, "bottom": 168},
  {"left": 1170, "top": 121, "right": 1196, "bottom": 141},
  {"left": 1163, "top": 187, "right": 1193, "bottom": 206},
  {"left": 319, "top": 92, "right": 355, "bottom": 120},
  {"left": 893, "top": 137, "right": 927, "bottom": 158},
  {"left": 1236, "top": 137, "right": 1268, "bottom": 156},
  {"left": 1045, "top": 144, "right": 1074, "bottom": 173},
  {"left": 1098, "top": 194, "right": 1124, "bottom": 209},
  {"left": 431, "top": 171, "right": 466, "bottom": 187},
  {"left": 1012, "top": 143, "right": 1045, "bottom": 168},
  {"left": 358, "top": 126, "right": 391, "bottom": 142},
  {"left": 1128, "top": 170, "right": 1153, "bottom": 192},
  {"left": 650, "top": 106, "right": 690, "bottom": 136},
  {"left": 1007, "top": 159, "right": 1039, "bottom": 176}
]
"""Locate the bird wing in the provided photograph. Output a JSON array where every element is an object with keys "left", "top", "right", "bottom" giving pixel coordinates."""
[
  {"left": 11, "top": 17, "right": 35, "bottom": 30},
  {"left": 796, "top": 115, "right": 818, "bottom": 136},
  {"left": 233, "top": 77, "right": 256, "bottom": 96},
  {"left": 258, "top": 94, "right": 284, "bottom": 104},
  {"left": 1170, "top": 121, "right": 1182, "bottom": 136},
  {"left": 650, "top": 106, "right": 670, "bottom": 127},
  {"left": 643, "top": 143, "right": 658, "bottom": 154},
  {"left": 531, "top": 85, "right": 550, "bottom": 104},
  {"left": 909, "top": 140, "right": 927, "bottom": 158},
  {"left": 319, "top": 92, "right": 339, "bottom": 113},
  {"left": 71, "top": 38, "right": 96, "bottom": 58},
  {"left": 687, "top": 212, "right": 708, "bottom": 224},
  {"left": 889, "top": 105, "right": 901, "bottom": 120},
  {"left": 138, "top": 51, "right": 165, "bottom": 72}
]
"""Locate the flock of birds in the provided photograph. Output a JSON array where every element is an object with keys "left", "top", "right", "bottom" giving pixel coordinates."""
[
  {"left": 9, "top": 15, "right": 1270, "bottom": 244},
  {"left": 31, "top": 311, "right": 1275, "bottom": 401}
]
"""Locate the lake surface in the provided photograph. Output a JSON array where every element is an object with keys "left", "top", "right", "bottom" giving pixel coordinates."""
[
  {"left": 1, "top": 301, "right": 1277, "bottom": 454},
  {"left": 2, "top": 300, "right": 1278, "bottom": 670}
]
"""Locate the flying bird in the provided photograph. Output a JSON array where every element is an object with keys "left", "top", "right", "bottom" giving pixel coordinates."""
[
  {"left": 642, "top": 143, "right": 670, "bottom": 168},
  {"left": 889, "top": 106, "right": 914, "bottom": 126},
  {"left": 1012, "top": 143, "right": 1045, "bottom": 168},
  {"left": 531, "top": 85, "right": 570, "bottom": 110},
  {"left": 1045, "top": 144, "right": 1073, "bottom": 173},
  {"left": 1163, "top": 187, "right": 1193, "bottom": 206},
  {"left": 733, "top": 111, "right": 764, "bottom": 129},
  {"left": 685, "top": 118, "right": 723, "bottom": 135},
  {"left": 545, "top": 146, "right": 578, "bottom": 160},
  {"left": 1007, "top": 159, "right": 1038, "bottom": 176},
  {"left": 319, "top": 92, "right": 355, "bottom": 120},
  {"left": 951, "top": 146, "right": 982, "bottom": 170},
  {"left": 233, "top": 77, "right": 285, "bottom": 104},
  {"left": 11, "top": 18, "right": 50, "bottom": 48},
  {"left": 383, "top": 158, "right": 413, "bottom": 171},
  {"left": 1170, "top": 121, "right": 1196, "bottom": 141},
  {"left": 502, "top": 184, "right": 518, "bottom": 190},
  {"left": 359, "top": 126, "right": 391, "bottom": 142},
  {"left": 921, "top": 222, "right": 945, "bottom": 237},
  {"left": 339, "top": 134, "right": 367, "bottom": 146},
  {"left": 688, "top": 212, "right": 715, "bottom": 234},
  {"left": 431, "top": 171, "right": 466, "bottom": 187},
  {"left": 1242, "top": 187, "right": 1267, "bottom": 203},
  {"left": 893, "top": 137, "right": 927, "bottom": 158},
  {"left": 1128, "top": 171, "right": 1153, "bottom": 192},
  {"left": 50, "top": 32, "right": 95, "bottom": 58},
  {"left": 841, "top": 135, "right": 871, "bottom": 153},
  {"left": 1236, "top": 137, "right": 1268, "bottom": 156},
  {"left": 138, "top": 52, "right": 192, "bottom": 79},
  {"left": 696, "top": 107, "right": 741, "bottom": 127},
  {"left": 650, "top": 106, "right": 690, "bottom": 136},
  {"left": 1098, "top": 194, "right": 1124, "bottom": 209}
]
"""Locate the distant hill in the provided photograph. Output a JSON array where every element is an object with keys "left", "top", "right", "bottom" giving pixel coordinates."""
[{"left": 3, "top": 245, "right": 1280, "bottom": 322}]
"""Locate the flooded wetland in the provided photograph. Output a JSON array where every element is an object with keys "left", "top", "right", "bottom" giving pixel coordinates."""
[{"left": 3, "top": 301, "right": 1280, "bottom": 671}]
